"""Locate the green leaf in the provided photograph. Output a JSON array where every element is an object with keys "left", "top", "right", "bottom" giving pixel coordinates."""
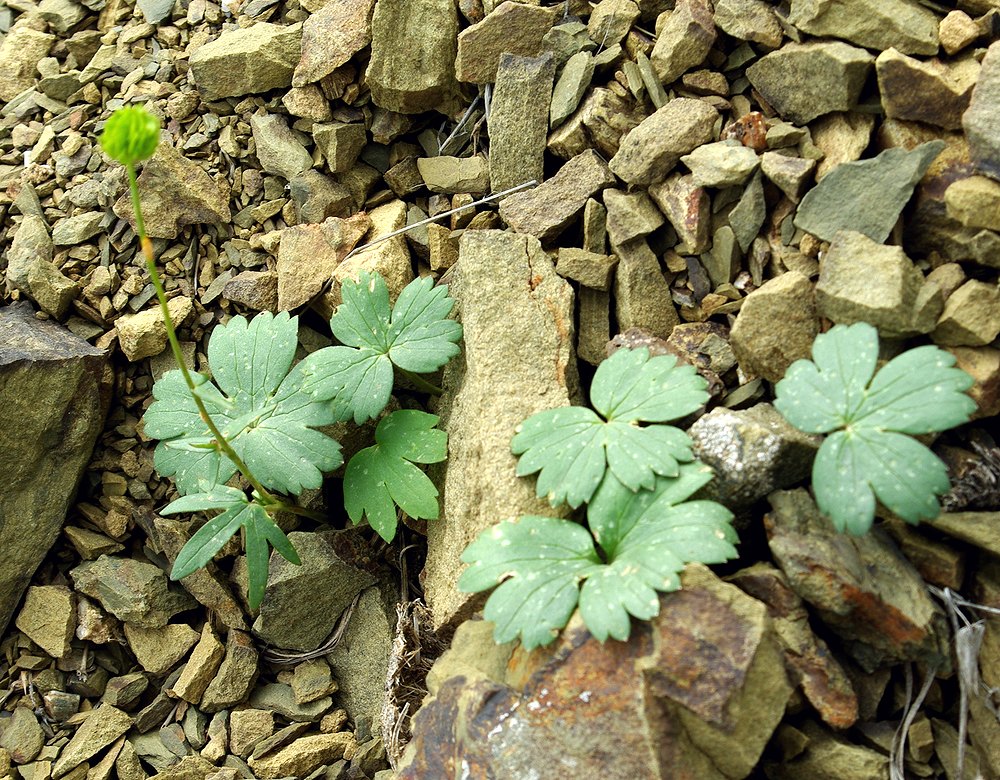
[
  {"left": 143, "top": 313, "right": 343, "bottom": 495},
  {"left": 511, "top": 348, "right": 706, "bottom": 507},
  {"left": 459, "top": 516, "right": 603, "bottom": 649},
  {"left": 812, "top": 429, "right": 952, "bottom": 534},
  {"left": 774, "top": 322, "right": 976, "bottom": 533},
  {"left": 459, "top": 473, "right": 738, "bottom": 649},
  {"left": 299, "top": 272, "right": 462, "bottom": 424},
  {"left": 99, "top": 105, "right": 160, "bottom": 165},
  {"left": 343, "top": 410, "right": 447, "bottom": 542}
]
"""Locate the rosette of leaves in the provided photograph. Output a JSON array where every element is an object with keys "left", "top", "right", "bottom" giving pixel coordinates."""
[
  {"left": 459, "top": 464, "right": 738, "bottom": 649},
  {"left": 511, "top": 347, "right": 708, "bottom": 508},
  {"left": 144, "top": 311, "right": 343, "bottom": 497},
  {"left": 299, "top": 271, "right": 462, "bottom": 424},
  {"left": 774, "top": 322, "right": 976, "bottom": 534}
]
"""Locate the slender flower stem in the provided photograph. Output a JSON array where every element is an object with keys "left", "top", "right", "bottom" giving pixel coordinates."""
[
  {"left": 397, "top": 367, "right": 444, "bottom": 396},
  {"left": 127, "top": 163, "right": 285, "bottom": 511}
]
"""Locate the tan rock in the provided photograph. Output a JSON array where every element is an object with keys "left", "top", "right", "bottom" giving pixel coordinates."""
[
  {"left": 15, "top": 585, "right": 75, "bottom": 659},
  {"left": 650, "top": 0, "right": 716, "bottom": 84},
  {"left": 456, "top": 1, "right": 559, "bottom": 83},
  {"left": 932, "top": 279, "right": 1000, "bottom": 347},
  {"left": 123, "top": 623, "right": 198, "bottom": 675},
  {"left": 876, "top": 49, "right": 979, "bottom": 130},
  {"left": 200, "top": 629, "right": 259, "bottom": 714},
  {"left": 0, "top": 26, "right": 55, "bottom": 101},
  {"left": 169, "top": 622, "right": 225, "bottom": 705},
  {"left": 416, "top": 155, "right": 490, "bottom": 194},
  {"left": 555, "top": 248, "right": 618, "bottom": 291},
  {"left": 294, "top": 0, "right": 375, "bottom": 86},
  {"left": 248, "top": 733, "right": 357, "bottom": 779},
  {"left": 229, "top": 709, "right": 274, "bottom": 759},
  {"left": 939, "top": 9, "right": 979, "bottom": 55},
  {"left": 945, "top": 346, "right": 1000, "bottom": 418},
  {"left": 115, "top": 297, "right": 194, "bottom": 362},
  {"left": 945, "top": 175, "right": 1000, "bottom": 231},
  {"left": 52, "top": 705, "right": 132, "bottom": 779}
]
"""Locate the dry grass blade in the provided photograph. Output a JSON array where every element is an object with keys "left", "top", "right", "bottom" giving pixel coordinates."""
[{"left": 260, "top": 590, "right": 362, "bottom": 666}]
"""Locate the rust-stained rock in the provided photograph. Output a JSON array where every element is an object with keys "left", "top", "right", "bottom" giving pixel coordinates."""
[
  {"left": 399, "top": 565, "right": 792, "bottom": 779},
  {"left": 648, "top": 173, "right": 711, "bottom": 254},
  {"left": 728, "top": 563, "right": 858, "bottom": 730},
  {"left": 764, "top": 489, "right": 951, "bottom": 672}
]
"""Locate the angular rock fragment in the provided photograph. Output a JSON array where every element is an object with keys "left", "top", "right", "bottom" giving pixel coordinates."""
[
  {"left": 250, "top": 113, "right": 312, "bottom": 180},
  {"left": 248, "top": 733, "right": 357, "bottom": 779},
  {"left": 945, "top": 174, "right": 1000, "bottom": 230},
  {"left": 455, "top": 1, "right": 559, "bottom": 83},
  {"left": 253, "top": 531, "right": 378, "bottom": 652},
  {"left": 112, "top": 143, "right": 231, "bottom": 240},
  {"left": 249, "top": 683, "right": 332, "bottom": 722},
  {"left": 764, "top": 720, "right": 888, "bottom": 778},
  {"left": 52, "top": 705, "right": 132, "bottom": 779},
  {"left": 794, "top": 141, "right": 944, "bottom": 242},
  {"left": 170, "top": 622, "right": 225, "bottom": 705},
  {"left": 0, "top": 279, "right": 111, "bottom": 623},
  {"left": 499, "top": 150, "right": 616, "bottom": 241},
  {"left": 15, "top": 586, "right": 76, "bottom": 659},
  {"left": 648, "top": 173, "right": 710, "bottom": 253},
  {"left": 760, "top": 151, "right": 815, "bottom": 202},
  {"left": 189, "top": 23, "right": 302, "bottom": 100},
  {"left": 489, "top": 52, "right": 555, "bottom": 193},
  {"left": 939, "top": 9, "right": 980, "bottom": 55},
  {"left": 71, "top": 556, "right": 196, "bottom": 629},
  {"left": 690, "top": 404, "right": 820, "bottom": 509},
  {"left": 276, "top": 213, "right": 370, "bottom": 311},
  {"left": 294, "top": 0, "right": 375, "bottom": 86},
  {"left": 681, "top": 140, "right": 760, "bottom": 187},
  {"left": 425, "top": 231, "right": 578, "bottom": 629},
  {"left": 0, "top": 707, "right": 44, "bottom": 765},
  {"left": 810, "top": 112, "right": 876, "bottom": 180},
  {"left": 603, "top": 189, "right": 664, "bottom": 246},
  {"left": 416, "top": 155, "right": 490, "bottom": 194},
  {"left": 124, "top": 623, "right": 198, "bottom": 676},
  {"left": 964, "top": 42, "right": 1000, "bottom": 181},
  {"left": 550, "top": 50, "right": 594, "bottom": 128},
  {"left": 649, "top": 0, "right": 716, "bottom": 84},
  {"left": 765, "top": 489, "right": 951, "bottom": 672},
  {"left": 609, "top": 97, "right": 718, "bottom": 186},
  {"left": 367, "top": 0, "right": 459, "bottom": 114},
  {"left": 613, "top": 239, "right": 678, "bottom": 339},
  {"left": 115, "top": 296, "right": 194, "bottom": 362},
  {"left": 729, "top": 271, "right": 817, "bottom": 382},
  {"left": 400, "top": 565, "right": 792, "bottom": 779},
  {"left": 746, "top": 42, "right": 873, "bottom": 125},
  {"left": 816, "top": 230, "right": 936, "bottom": 337},
  {"left": 931, "top": 279, "right": 1000, "bottom": 347},
  {"left": 0, "top": 26, "right": 54, "bottom": 101},
  {"left": 713, "top": 0, "right": 783, "bottom": 48},
  {"left": 556, "top": 248, "right": 618, "bottom": 291},
  {"left": 876, "top": 49, "right": 978, "bottom": 130},
  {"left": 729, "top": 172, "right": 767, "bottom": 251},
  {"left": 787, "top": 0, "right": 939, "bottom": 55},
  {"left": 201, "top": 630, "right": 259, "bottom": 713},
  {"left": 588, "top": 0, "right": 639, "bottom": 46}
]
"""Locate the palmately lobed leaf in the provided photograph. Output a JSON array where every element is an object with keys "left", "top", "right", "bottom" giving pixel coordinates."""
[
  {"left": 590, "top": 347, "right": 709, "bottom": 423},
  {"left": 459, "top": 472, "right": 738, "bottom": 648},
  {"left": 144, "top": 313, "right": 343, "bottom": 496},
  {"left": 343, "top": 410, "right": 447, "bottom": 542},
  {"left": 303, "top": 272, "right": 462, "bottom": 424}
]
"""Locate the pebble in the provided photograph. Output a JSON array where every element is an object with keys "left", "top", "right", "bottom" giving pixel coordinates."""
[
  {"left": 609, "top": 97, "right": 718, "bottom": 186},
  {"left": 499, "top": 149, "right": 616, "bottom": 241},
  {"left": 747, "top": 41, "right": 874, "bottom": 124},
  {"left": 14, "top": 585, "right": 75, "bottom": 659},
  {"left": 115, "top": 296, "right": 194, "bottom": 362},
  {"left": 188, "top": 23, "right": 302, "bottom": 101}
]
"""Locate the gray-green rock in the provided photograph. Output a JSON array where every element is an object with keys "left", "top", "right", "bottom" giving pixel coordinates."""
[
  {"left": 690, "top": 404, "right": 820, "bottom": 508},
  {"left": 816, "top": 230, "right": 933, "bottom": 337},
  {"left": 787, "top": 0, "right": 939, "bottom": 55},
  {"left": 52, "top": 705, "right": 132, "bottom": 779},
  {"left": 70, "top": 555, "right": 196, "bottom": 629},
  {"left": 248, "top": 683, "right": 331, "bottom": 722},
  {"left": 367, "top": 0, "right": 459, "bottom": 113},
  {"left": 650, "top": 0, "right": 716, "bottom": 84},
  {"left": 604, "top": 189, "right": 664, "bottom": 246},
  {"left": 794, "top": 141, "right": 945, "bottom": 242},
  {"left": 499, "top": 149, "right": 616, "bottom": 241},
  {"left": 425, "top": 231, "right": 578, "bottom": 629},
  {"left": 189, "top": 23, "right": 302, "bottom": 100},
  {"left": 291, "top": 659, "right": 338, "bottom": 705},
  {"left": 730, "top": 271, "right": 817, "bottom": 383},
  {"left": 681, "top": 140, "right": 760, "bottom": 187},
  {"left": 112, "top": 143, "right": 231, "bottom": 239},
  {"left": 614, "top": 239, "right": 678, "bottom": 339},
  {"left": 312, "top": 122, "right": 366, "bottom": 173},
  {"left": 0, "top": 707, "right": 44, "bottom": 765},
  {"left": 550, "top": 50, "right": 594, "bottom": 128},
  {"left": 963, "top": 41, "right": 1000, "bottom": 181},
  {"left": 51, "top": 212, "right": 103, "bottom": 245},
  {"left": 876, "top": 49, "right": 978, "bottom": 130},
  {"left": 555, "top": 248, "right": 618, "bottom": 291},
  {"left": 932, "top": 280, "right": 1000, "bottom": 347},
  {"left": 713, "top": 0, "right": 783, "bottom": 48},
  {"left": 455, "top": 1, "right": 559, "bottom": 83},
  {"left": 728, "top": 171, "right": 767, "bottom": 251},
  {"left": 14, "top": 585, "right": 75, "bottom": 659},
  {"left": 760, "top": 151, "right": 815, "bottom": 202},
  {"left": 250, "top": 113, "right": 312, "bottom": 180},
  {"left": 610, "top": 97, "right": 717, "bottom": 186},
  {"left": 294, "top": 0, "right": 375, "bottom": 86},
  {"left": 588, "top": 0, "right": 639, "bottom": 45},
  {"left": 746, "top": 41, "right": 873, "bottom": 125},
  {"left": 416, "top": 155, "right": 490, "bottom": 195},
  {"left": 488, "top": 52, "right": 555, "bottom": 193},
  {"left": 0, "top": 303, "right": 111, "bottom": 638},
  {"left": 201, "top": 630, "right": 259, "bottom": 713},
  {"left": 253, "top": 531, "right": 377, "bottom": 652}
]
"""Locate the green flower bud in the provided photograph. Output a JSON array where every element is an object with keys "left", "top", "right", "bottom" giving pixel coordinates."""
[{"left": 99, "top": 105, "right": 161, "bottom": 165}]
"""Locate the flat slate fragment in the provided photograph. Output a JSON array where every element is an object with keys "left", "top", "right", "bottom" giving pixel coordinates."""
[
  {"left": 499, "top": 150, "right": 616, "bottom": 241},
  {"left": 793, "top": 141, "right": 945, "bottom": 243}
]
